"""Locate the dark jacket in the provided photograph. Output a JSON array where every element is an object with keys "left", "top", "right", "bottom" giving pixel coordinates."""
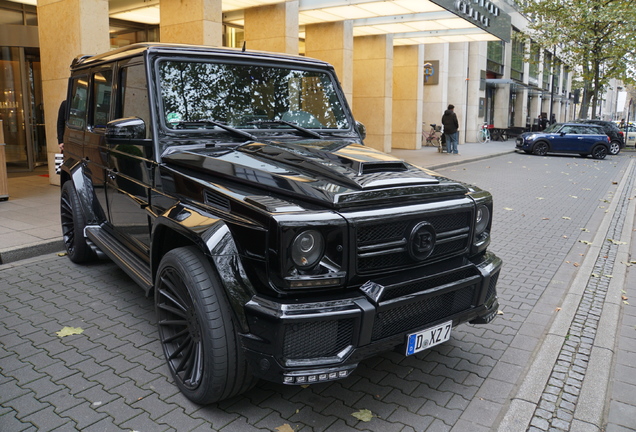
[{"left": 441, "top": 109, "right": 459, "bottom": 134}]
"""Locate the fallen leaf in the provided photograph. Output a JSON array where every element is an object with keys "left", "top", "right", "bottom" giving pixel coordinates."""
[
  {"left": 542, "top": 218, "right": 550, "bottom": 220},
  {"left": 604, "top": 274, "right": 613, "bottom": 278},
  {"left": 57, "top": 252, "right": 67, "bottom": 257},
  {"left": 504, "top": 207, "right": 514, "bottom": 211},
  {"left": 580, "top": 240, "right": 592, "bottom": 245},
  {"left": 622, "top": 295, "right": 629, "bottom": 301},
  {"left": 608, "top": 239, "right": 627, "bottom": 245},
  {"left": 563, "top": 235, "right": 568, "bottom": 239},
  {"left": 624, "top": 301, "right": 630, "bottom": 305},
  {"left": 276, "top": 424, "right": 295, "bottom": 432},
  {"left": 555, "top": 307, "right": 562, "bottom": 312},
  {"left": 581, "top": 228, "right": 590, "bottom": 232},
  {"left": 612, "top": 181, "right": 618, "bottom": 184},
  {"left": 562, "top": 216, "right": 571, "bottom": 220},
  {"left": 56, "top": 326, "right": 84, "bottom": 338},
  {"left": 536, "top": 197, "right": 545, "bottom": 200},
  {"left": 570, "top": 196, "right": 578, "bottom": 199},
  {"left": 497, "top": 310, "right": 504, "bottom": 315},
  {"left": 592, "top": 273, "right": 600, "bottom": 277},
  {"left": 573, "top": 263, "right": 579, "bottom": 267},
  {"left": 352, "top": 409, "right": 374, "bottom": 422}
]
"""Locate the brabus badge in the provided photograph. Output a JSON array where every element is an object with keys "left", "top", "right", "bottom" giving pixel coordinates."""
[{"left": 408, "top": 222, "right": 436, "bottom": 260}]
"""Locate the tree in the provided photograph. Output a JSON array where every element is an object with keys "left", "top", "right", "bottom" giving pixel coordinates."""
[{"left": 521, "top": 0, "right": 636, "bottom": 118}]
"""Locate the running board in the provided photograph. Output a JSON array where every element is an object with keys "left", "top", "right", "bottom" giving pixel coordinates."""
[{"left": 85, "top": 226, "right": 153, "bottom": 293}]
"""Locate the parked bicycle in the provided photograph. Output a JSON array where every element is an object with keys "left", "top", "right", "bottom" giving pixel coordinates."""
[
  {"left": 423, "top": 123, "right": 444, "bottom": 151},
  {"left": 478, "top": 123, "right": 491, "bottom": 143}
]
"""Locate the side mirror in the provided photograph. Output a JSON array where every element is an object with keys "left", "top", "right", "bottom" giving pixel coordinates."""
[
  {"left": 106, "top": 117, "right": 146, "bottom": 141},
  {"left": 355, "top": 121, "right": 367, "bottom": 141}
]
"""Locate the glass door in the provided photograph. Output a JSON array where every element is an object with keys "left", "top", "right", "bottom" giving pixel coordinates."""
[{"left": 0, "top": 46, "right": 44, "bottom": 171}]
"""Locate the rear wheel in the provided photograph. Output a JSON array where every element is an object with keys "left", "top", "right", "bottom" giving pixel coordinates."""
[
  {"left": 532, "top": 141, "right": 549, "bottom": 156},
  {"left": 591, "top": 145, "right": 608, "bottom": 160},
  {"left": 155, "top": 246, "right": 255, "bottom": 404},
  {"left": 60, "top": 181, "right": 96, "bottom": 263},
  {"left": 609, "top": 141, "right": 620, "bottom": 155}
]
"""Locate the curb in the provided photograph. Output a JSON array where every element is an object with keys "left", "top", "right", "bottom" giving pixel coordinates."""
[
  {"left": 426, "top": 150, "right": 516, "bottom": 171},
  {"left": 0, "top": 239, "right": 65, "bottom": 265}
]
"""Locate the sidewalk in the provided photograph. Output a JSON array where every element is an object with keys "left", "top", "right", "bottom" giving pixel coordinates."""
[{"left": 0, "top": 140, "right": 515, "bottom": 265}]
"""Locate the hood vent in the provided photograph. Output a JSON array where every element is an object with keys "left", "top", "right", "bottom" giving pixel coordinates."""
[{"left": 359, "top": 161, "right": 408, "bottom": 175}]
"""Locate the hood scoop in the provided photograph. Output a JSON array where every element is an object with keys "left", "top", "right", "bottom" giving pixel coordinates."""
[{"left": 357, "top": 160, "right": 408, "bottom": 175}]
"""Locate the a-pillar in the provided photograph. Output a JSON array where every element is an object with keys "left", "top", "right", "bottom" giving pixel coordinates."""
[
  {"left": 160, "top": 0, "right": 222, "bottom": 46},
  {"left": 392, "top": 45, "right": 424, "bottom": 150},
  {"left": 38, "top": 0, "right": 110, "bottom": 185},
  {"left": 353, "top": 35, "right": 393, "bottom": 153},
  {"left": 305, "top": 21, "right": 353, "bottom": 105},
  {"left": 244, "top": 1, "right": 298, "bottom": 54}
]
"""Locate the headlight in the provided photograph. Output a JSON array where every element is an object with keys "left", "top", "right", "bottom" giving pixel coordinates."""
[
  {"left": 475, "top": 205, "right": 490, "bottom": 235},
  {"left": 291, "top": 230, "right": 324, "bottom": 269}
]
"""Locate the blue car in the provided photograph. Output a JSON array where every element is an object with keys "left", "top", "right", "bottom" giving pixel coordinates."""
[{"left": 516, "top": 123, "right": 611, "bottom": 159}]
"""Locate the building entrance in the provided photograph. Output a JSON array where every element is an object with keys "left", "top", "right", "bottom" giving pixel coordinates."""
[{"left": 0, "top": 46, "right": 46, "bottom": 171}]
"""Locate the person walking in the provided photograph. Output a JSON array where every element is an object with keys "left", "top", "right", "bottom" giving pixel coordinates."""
[{"left": 441, "top": 104, "right": 459, "bottom": 154}]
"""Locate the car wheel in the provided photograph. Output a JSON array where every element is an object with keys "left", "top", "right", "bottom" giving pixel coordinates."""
[
  {"left": 609, "top": 141, "right": 621, "bottom": 155},
  {"left": 155, "top": 246, "right": 255, "bottom": 404},
  {"left": 532, "top": 141, "right": 549, "bottom": 156},
  {"left": 591, "top": 145, "right": 608, "bottom": 160},
  {"left": 60, "top": 181, "right": 96, "bottom": 263}
]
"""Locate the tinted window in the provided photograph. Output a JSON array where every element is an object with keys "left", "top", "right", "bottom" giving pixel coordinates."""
[
  {"left": 68, "top": 76, "right": 88, "bottom": 129},
  {"left": 92, "top": 70, "right": 113, "bottom": 128},
  {"left": 120, "top": 64, "right": 150, "bottom": 138}
]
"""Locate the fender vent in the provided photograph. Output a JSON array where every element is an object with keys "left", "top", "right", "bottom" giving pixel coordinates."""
[{"left": 204, "top": 191, "right": 230, "bottom": 211}]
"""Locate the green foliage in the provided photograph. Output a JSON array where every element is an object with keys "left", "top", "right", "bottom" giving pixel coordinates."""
[{"left": 521, "top": 0, "right": 636, "bottom": 116}]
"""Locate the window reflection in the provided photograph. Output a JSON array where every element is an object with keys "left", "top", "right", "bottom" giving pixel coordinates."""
[{"left": 158, "top": 61, "right": 349, "bottom": 132}]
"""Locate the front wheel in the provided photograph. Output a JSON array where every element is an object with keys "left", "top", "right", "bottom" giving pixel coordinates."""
[
  {"left": 155, "top": 247, "right": 255, "bottom": 404},
  {"left": 477, "top": 130, "right": 486, "bottom": 143},
  {"left": 532, "top": 141, "right": 549, "bottom": 156},
  {"left": 608, "top": 141, "right": 621, "bottom": 155},
  {"left": 591, "top": 145, "right": 608, "bottom": 160},
  {"left": 60, "top": 181, "right": 96, "bottom": 263}
]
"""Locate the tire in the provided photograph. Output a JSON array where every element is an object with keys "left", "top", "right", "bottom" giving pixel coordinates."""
[
  {"left": 60, "top": 181, "right": 96, "bottom": 263},
  {"left": 591, "top": 145, "right": 608, "bottom": 160},
  {"left": 155, "top": 246, "right": 255, "bottom": 404},
  {"left": 532, "top": 141, "right": 549, "bottom": 156},
  {"left": 609, "top": 141, "right": 621, "bottom": 155},
  {"left": 477, "top": 131, "right": 486, "bottom": 143}
]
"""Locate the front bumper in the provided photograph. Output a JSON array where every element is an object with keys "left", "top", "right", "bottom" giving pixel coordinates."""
[{"left": 241, "top": 251, "right": 502, "bottom": 384}]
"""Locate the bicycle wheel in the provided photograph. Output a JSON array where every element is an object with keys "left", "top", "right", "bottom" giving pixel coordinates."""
[{"left": 477, "top": 130, "right": 486, "bottom": 143}]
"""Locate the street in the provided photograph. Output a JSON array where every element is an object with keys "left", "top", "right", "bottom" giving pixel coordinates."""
[{"left": 1, "top": 151, "right": 635, "bottom": 431}]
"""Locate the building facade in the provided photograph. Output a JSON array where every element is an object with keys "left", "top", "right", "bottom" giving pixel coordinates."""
[{"left": 0, "top": 0, "right": 577, "bottom": 185}]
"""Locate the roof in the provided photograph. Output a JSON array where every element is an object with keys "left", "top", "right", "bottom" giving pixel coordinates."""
[{"left": 71, "top": 42, "right": 331, "bottom": 70}]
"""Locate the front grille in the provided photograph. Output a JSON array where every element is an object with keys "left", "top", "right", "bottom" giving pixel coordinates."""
[
  {"left": 380, "top": 267, "right": 480, "bottom": 302},
  {"left": 371, "top": 285, "right": 475, "bottom": 341},
  {"left": 356, "top": 211, "right": 471, "bottom": 274},
  {"left": 486, "top": 272, "right": 499, "bottom": 301},
  {"left": 283, "top": 319, "right": 354, "bottom": 360}
]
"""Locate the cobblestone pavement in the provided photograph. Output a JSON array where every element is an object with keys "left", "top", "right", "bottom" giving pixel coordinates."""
[{"left": 1, "top": 152, "right": 635, "bottom": 431}]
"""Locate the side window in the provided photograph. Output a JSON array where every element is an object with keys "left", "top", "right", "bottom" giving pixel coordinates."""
[
  {"left": 91, "top": 70, "right": 113, "bottom": 128},
  {"left": 560, "top": 126, "right": 573, "bottom": 134},
  {"left": 120, "top": 64, "right": 150, "bottom": 138},
  {"left": 68, "top": 76, "right": 88, "bottom": 129}
]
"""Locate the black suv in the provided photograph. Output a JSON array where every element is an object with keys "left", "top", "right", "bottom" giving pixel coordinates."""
[
  {"left": 573, "top": 119, "right": 624, "bottom": 154},
  {"left": 59, "top": 43, "right": 502, "bottom": 404}
]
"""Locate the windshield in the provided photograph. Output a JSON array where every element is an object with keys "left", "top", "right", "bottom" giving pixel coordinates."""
[
  {"left": 158, "top": 60, "right": 350, "bottom": 133},
  {"left": 543, "top": 123, "right": 561, "bottom": 133}
]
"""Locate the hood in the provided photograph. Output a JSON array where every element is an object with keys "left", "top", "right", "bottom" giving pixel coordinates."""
[
  {"left": 163, "top": 139, "right": 469, "bottom": 209},
  {"left": 443, "top": 110, "right": 453, "bottom": 116}
]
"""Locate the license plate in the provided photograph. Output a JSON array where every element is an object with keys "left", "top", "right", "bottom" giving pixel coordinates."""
[{"left": 406, "top": 321, "right": 452, "bottom": 355}]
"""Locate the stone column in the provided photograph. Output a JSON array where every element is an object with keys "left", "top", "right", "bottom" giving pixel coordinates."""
[
  {"left": 423, "top": 43, "right": 449, "bottom": 133},
  {"left": 244, "top": 1, "right": 298, "bottom": 54},
  {"left": 353, "top": 35, "right": 393, "bottom": 153},
  {"left": 392, "top": 45, "right": 424, "bottom": 150},
  {"left": 305, "top": 21, "right": 353, "bottom": 105},
  {"left": 160, "top": 0, "right": 222, "bottom": 46},
  {"left": 38, "top": 0, "right": 110, "bottom": 184}
]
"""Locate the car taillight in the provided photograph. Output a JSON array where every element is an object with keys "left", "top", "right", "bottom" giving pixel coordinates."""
[
  {"left": 619, "top": 131, "right": 624, "bottom": 137},
  {"left": 608, "top": 136, "right": 611, "bottom": 142}
]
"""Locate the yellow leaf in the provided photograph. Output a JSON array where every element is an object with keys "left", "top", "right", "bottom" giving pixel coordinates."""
[
  {"left": 276, "top": 424, "right": 295, "bottom": 432},
  {"left": 570, "top": 196, "right": 578, "bottom": 199},
  {"left": 352, "top": 409, "right": 374, "bottom": 422},
  {"left": 580, "top": 240, "right": 592, "bottom": 245},
  {"left": 57, "top": 252, "right": 67, "bottom": 257},
  {"left": 592, "top": 273, "right": 600, "bottom": 278},
  {"left": 562, "top": 216, "right": 571, "bottom": 220},
  {"left": 504, "top": 207, "right": 514, "bottom": 211},
  {"left": 624, "top": 301, "right": 630, "bottom": 305},
  {"left": 536, "top": 197, "right": 545, "bottom": 200},
  {"left": 497, "top": 310, "right": 504, "bottom": 315},
  {"left": 581, "top": 228, "right": 590, "bottom": 232},
  {"left": 604, "top": 274, "right": 613, "bottom": 278},
  {"left": 56, "top": 327, "right": 84, "bottom": 338},
  {"left": 608, "top": 239, "right": 627, "bottom": 245}
]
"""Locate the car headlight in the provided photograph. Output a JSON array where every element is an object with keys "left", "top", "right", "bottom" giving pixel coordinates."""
[
  {"left": 475, "top": 205, "right": 490, "bottom": 236},
  {"left": 291, "top": 230, "right": 324, "bottom": 269}
]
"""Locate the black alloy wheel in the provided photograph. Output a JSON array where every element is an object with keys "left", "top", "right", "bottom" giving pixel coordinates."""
[
  {"left": 155, "top": 246, "right": 255, "bottom": 404},
  {"left": 533, "top": 141, "right": 549, "bottom": 156},
  {"left": 592, "top": 145, "right": 608, "bottom": 160},
  {"left": 60, "top": 181, "right": 95, "bottom": 263}
]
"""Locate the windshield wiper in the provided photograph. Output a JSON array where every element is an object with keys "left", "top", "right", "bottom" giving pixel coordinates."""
[
  {"left": 173, "top": 119, "right": 258, "bottom": 141},
  {"left": 249, "top": 120, "right": 323, "bottom": 139}
]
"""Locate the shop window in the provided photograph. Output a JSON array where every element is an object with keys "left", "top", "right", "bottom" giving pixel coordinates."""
[
  {"left": 91, "top": 70, "right": 113, "bottom": 129},
  {"left": 528, "top": 42, "right": 540, "bottom": 86},
  {"left": 542, "top": 51, "right": 552, "bottom": 91},
  {"left": 68, "top": 76, "right": 88, "bottom": 129},
  {"left": 511, "top": 32, "right": 524, "bottom": 82},
  {"left": 487, "top": 41, "right": 504, "bottom": 76}
]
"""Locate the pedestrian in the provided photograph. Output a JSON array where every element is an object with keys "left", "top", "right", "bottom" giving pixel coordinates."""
[
  {"left": 57, "top": 100, "right": 67, "bottom": 153},
  {"left": 550, "top": 113, "right": 556, "bottom": 125},
  {"left": 540, "top": 112, "right": 548, "bottom": 130},
  {"left": 441, "top": 104, "right": 459, "bottom": 154}
]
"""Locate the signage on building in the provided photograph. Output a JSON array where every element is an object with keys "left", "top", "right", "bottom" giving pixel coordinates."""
[
  {"left": 428, "top": 0, "right": 512, "bottom": 43},
  {"left": 423, "top": 61, "right": 439, "bottom": 85}
]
